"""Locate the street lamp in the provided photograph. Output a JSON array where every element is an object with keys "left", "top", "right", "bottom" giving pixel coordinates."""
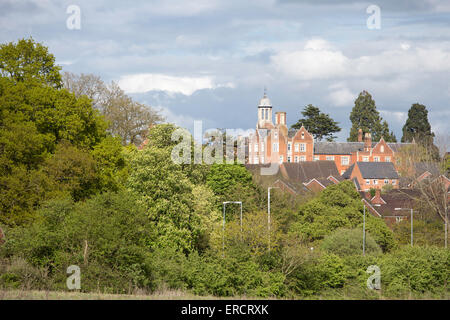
[
  {"left": 363, "top": 203, "right": 366, "bottom": 256},
  {"left": 222, "top": 201, "right": 243, "bottom": 257},
  {"left": 268, "top": 187, "right": 279, "bottom": 252},
  {"left": 395, "top": 207, "right": 414, "bottom": 247}
]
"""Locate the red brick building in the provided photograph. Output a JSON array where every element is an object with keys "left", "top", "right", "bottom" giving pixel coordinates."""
[{"left": 248, "top": 93, "right": 411, "bottom": 175}]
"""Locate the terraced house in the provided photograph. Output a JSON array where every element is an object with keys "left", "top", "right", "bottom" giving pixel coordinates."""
[{"left": 248, "top": 93, "right": 412, "bottom": 175}]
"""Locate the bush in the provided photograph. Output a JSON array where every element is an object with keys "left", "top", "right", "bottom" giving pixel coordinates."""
[{"left": 321, "top": 228, "right": 382, "bottom": 256}]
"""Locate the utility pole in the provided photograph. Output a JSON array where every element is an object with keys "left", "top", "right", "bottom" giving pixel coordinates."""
[
  {"left": 395, "top": 207, "right": 414, "bottom": 247},
  {"left": 363, "top": 204, "right": 366, "bottom": 256},
  {"left": 268, "top": 187, "right": 279, "bottom": 252},
  {"left": 222, "top": 201, "right": 243, "bottom": 257}
]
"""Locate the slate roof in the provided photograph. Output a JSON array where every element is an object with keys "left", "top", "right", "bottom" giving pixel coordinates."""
[
  {"left": 281, "top": 161, "right": 342, "bottom": 183},
  {"left": 342, "top": 164, "right": 355, "bottom": 179},
  {"left": 360, "top": 189, "right": 419, "bottom": 217},
  {"left": 313, "top": 141, "right": 413, "bottom": 155},
  {"left": 245, "top": 161, "right": 342, "bottom": 193},
  {"left": 357, "top": 162, "right": 399, "bottom": 179}
]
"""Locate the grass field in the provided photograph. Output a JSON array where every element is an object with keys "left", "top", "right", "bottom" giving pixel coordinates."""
[{"left": 0, "top": 289, "right": 270, "bottom": 300}]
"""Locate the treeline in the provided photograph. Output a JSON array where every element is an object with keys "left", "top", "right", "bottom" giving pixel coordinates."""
[{"left": 0, "top": 38, "right": 448, "bottom": 299}]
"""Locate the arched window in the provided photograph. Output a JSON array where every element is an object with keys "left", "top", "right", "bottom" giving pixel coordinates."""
[{"left": 265, "top": 109, "right": 268, "bottom": 121}]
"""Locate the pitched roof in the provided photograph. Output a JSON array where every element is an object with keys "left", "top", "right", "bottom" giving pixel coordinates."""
[
  {"left": 245, "top": 161, "right": 341, "bottom": 193},
  {"left": 313, "top": 141, "right": 413, "bottom": 155},
  {"left": 342, "top": 163, "right": 355, "bottom": 179},
  {"left": 357, "top": 162, "right": 399, "bottom": 179},
  {"left": 281, "top": 161, "right": 341, "bottom": 183},
  {"left": 314, "top": 141, "right": 364, "bottom": 155},
  {"left": 360, "top": 189, "right": 419, "bottom": 217}
]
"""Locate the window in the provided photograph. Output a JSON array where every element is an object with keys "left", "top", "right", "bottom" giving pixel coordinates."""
[
  {"left": 254, "top": 156, "right": 259, "bottom": 164},
  {"left": 341, "top": 156, "right": 349, "bottom": 165},
  {"left": 301, "top": 132, "right": 305, "bottom": 139},
  {"left": 261, "top": 156, "right": 265, "bottom": 164},
  {"left": 261, "top": 143, "right": 265, "bottom": 152},
  {"left": 265, "top": 109, "right": 268, "bottom": 120},
  {"left": 363, "top": 156, "right": 369, "bottom": 162},
  {"left": 288, "top": 142, "right": 292, "bottom": 152},
  {"left": 279, "top": 156, "right": 284, "bottom": 163},
  {"left": 295, "top": 156, "right": 299, "bottom": 163},
  {"left": 374, "top": 156, "right": 379, "bottom": 162},
  {"left": 366, "top": 180, "right": 370, "bottom": 185},
  {"left": 274, "top": 131, "right": 278, "bottom": 139},
  {"left": 300, "top": 156, "right": 306, "bottom": 162},
  {"left": 384, "top": 179, "right": 389, "bottom": 184},
  {"left": 314, "top": 156, "right": 320, "bottom": 161},
  {"left": 287, "top": 156, "right": 291, "bottom": 163},
  {"left": 380, "top": 145, "right": 384, "bottom": 153},
  {"left": 261, "top": 109, "right": 264, "bottom": 120},
  {"left": 373, "top": 180, "right": 378, "bottom": 185},
  {"left": 326, "top": 156, "right": 335, "bottom": 161},
  {"left": 254, "top": 144, "right": 258, "bottom": 152},
  {"left": 273, "top": 143, "right": 279, "bottom": 152},
  {"left": 385, "top": 156, "right": 391, "bottom": 162},
  {"left": 300, "top": 143, "right": 306, "bottom": 152},
  {"left": 294, "top": 143, "right": 299, "bottom": 152}
]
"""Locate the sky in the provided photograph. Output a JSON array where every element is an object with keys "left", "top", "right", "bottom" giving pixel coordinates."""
[{"left": 1, "top": 0, "right": 449, "bottom": 141}]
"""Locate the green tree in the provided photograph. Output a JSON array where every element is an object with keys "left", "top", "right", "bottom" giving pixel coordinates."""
[
  {"left": 126, "top": 125, "right": 220, "bottom": 253},
  {"left": 0, "top": 38, "right": 62, "bottom": 88},
  {"left": 290, "top": 181, "right": 396, "bottom": 252},
  {"left": 401, "top": 103, "right": 439, "bottom": 158},
  {"left": 291, "top": 105, "right": 341, "bottom": 141},
  {"left": 348, "top": 90, "right": 395, "bottom": 142}
]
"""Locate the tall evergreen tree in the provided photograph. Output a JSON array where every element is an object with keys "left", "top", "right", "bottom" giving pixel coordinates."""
[
  {"left": 291, "top": 104, "right": 341, "bottom": 141},
  {"left": 401, "top": 103, "right": 434, "bottom": 144},
  {"left": 348, "top": 90, "right": 395, "bottom": 142},
  {"left": 401, "top": 103, "right": 439, "bottom": 159}
]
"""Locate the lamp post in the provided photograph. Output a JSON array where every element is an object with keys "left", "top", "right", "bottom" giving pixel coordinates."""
[
  {"left": 268, "top": 187, "right": 279, "bottom": 252},
  {"left": 222, "top": 201, "right": 243, "bottom": 257},
  {"left": 363, "top": 203, "right": 366, "bottom": 256},
  {"left": 395, "top": 208, "right": 414, "bottom": 247}
]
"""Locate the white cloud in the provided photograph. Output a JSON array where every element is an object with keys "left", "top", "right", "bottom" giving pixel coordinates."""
[
  {"left": 271, "top": 38, "right": 450, "bottom": 81},
  {"left": 118, "top": 73, "right": 234, "bottom": 96},
  {"left": 379, "top": 110, "right": 407, "bottom": 124},
  {"left": 327, "top": 83, "right": 355, "bottom": 107}
]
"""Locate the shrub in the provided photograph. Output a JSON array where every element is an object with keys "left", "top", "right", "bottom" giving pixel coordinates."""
[{"left": 321, "top": 228, "right": 382, "bottom": 256}]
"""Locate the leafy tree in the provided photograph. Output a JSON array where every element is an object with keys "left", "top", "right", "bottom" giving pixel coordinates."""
[
  {"left": 348, "top": 90, "right": 395, "bottom": 142},
  {"left": 0, "top": 38, "right": 62, "bottom": 88},
  {"left": 41, "top": 140, "right": 98, "bottom": 201},
  {"left": 290, "top": 181, "right": 396, "bottom": 252},
  {"left": 291, "top": 104, "right": 341, "bottom": 141},
  {"left": 126, "top": 125, "right": 220, "bottom": 253},
  {"left": 62, "top": 73, "right": 164, "bottom": 146}
]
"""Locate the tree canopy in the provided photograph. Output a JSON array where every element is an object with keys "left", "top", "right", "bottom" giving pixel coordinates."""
[
  {"left": 291, "top": 105, "right": 341, "bottom": 141},
  {"left": 348, "top": 91, "right": 396, "bottom": 142}
]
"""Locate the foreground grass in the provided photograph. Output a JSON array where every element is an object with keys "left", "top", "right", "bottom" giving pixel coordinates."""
[{"left": 0, "top": 289, "right": 271, "bottom": 300}]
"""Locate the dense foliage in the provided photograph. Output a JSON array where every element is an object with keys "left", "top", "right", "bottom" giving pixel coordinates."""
[{"left": 0, "top": 39, "right": 448, "bottom": 299}]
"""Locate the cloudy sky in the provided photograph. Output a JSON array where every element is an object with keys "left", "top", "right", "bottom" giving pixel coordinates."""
[{"left": 1, "top": 0, "right": 449, "bottom": 140}]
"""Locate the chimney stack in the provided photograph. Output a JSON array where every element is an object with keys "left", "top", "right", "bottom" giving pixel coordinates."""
[
  {"left": 358, "top": 128, "right": 363, "bottom": 142},
  {"left": 364, "top": 132, "right": 372, "bottom": 151}
]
